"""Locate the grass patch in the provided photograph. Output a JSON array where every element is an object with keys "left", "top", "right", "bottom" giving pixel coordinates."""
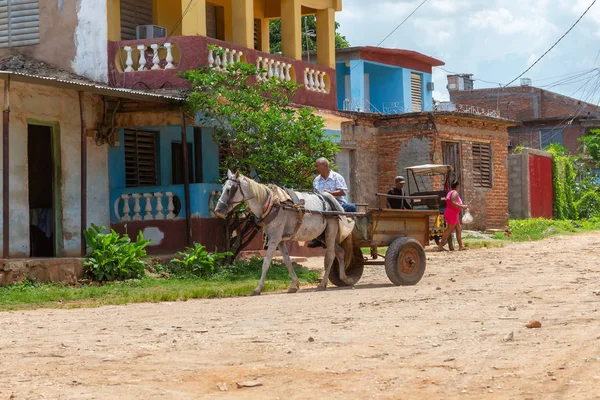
[
  {"left": 0, "top": 262, "right": 319, "bottom": 312},
  {"left": 507, "top": 218, "right": 600, "bottom": 242}
]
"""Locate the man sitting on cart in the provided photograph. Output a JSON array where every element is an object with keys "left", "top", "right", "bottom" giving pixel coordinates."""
[
  {"left": 313, "top": 157, "right": 357, "bottom": 213},
  {"left": 387, "top": 176, "right": 412, "bottom": 210},
  {"left": 308, "top": 157, "right": 356, "bottom": 249}
]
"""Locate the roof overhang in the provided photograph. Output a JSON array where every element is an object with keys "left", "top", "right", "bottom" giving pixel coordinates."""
[{"left": 0, "top": 71, "right": 185, "bottom": 103}]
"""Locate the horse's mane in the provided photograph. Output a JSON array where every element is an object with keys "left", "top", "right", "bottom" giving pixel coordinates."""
[{"left": 243, "top": 175, "right": 269, "bottom": 206}]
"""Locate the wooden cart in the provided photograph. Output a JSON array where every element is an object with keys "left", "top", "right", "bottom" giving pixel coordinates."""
[{"left": 328, "top": 200, "right": 439, "bottom": 287}]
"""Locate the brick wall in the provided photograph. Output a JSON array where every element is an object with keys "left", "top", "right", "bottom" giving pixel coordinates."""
[
  {"left": 508, "top": 122, "right": 587, "bottom": 154},
  {"left": 450, "top": 86, "right": 600, "bottom": 121},
  {"left": 343, "top": 113, "right": 511, "bottom": 230}
]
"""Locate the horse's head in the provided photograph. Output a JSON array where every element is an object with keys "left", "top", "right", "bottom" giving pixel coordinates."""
[{"left": 215, "top": 170, "right": 247, "bottom": 218}]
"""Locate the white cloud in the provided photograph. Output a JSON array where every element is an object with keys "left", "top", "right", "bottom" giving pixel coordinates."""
[{"left": 336, "top": 0, "right": 597, "bottom": 100}]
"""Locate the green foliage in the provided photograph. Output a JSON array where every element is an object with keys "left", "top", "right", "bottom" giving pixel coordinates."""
[
  {"left": 183, "top": 62, "right": 339, "bottom": 189},
  {"left": 213, "top": 257, "right": 320, "bottom": 282},
  {"left": 83, "top": 225, "right": 150, "bottom": 282},
  {"left": 508, "top": 218, "right": 577, "bottom": 241},
  {"left": 269, "top": 15, "right": 350, "bottom": 54},
  {"left": 546, "top": 145, "right": 577, "bottom": 220},
  {"left": 575, "top": 191, "right": 600, "bottom": 219},
  {"left": 168, "top": 244, "right": 232, "bottom": 278},
  {"left": 579, "top": 128, "right": 600, "bottom": 165},
  {"left": 512, "top": 145, "right": 524, "bottom": 154}
]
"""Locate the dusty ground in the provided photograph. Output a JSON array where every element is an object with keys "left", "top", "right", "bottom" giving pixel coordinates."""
[{"left": 1, "top": 233, "right": 600, "bottom": 400}]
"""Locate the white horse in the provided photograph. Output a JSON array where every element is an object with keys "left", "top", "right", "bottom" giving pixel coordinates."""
[{"left": 214, "top": 170, "right": 354, "bottom": 295}]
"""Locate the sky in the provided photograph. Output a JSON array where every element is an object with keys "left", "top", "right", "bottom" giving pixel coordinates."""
[{"left": 336, "top": 0, "right": 600, "bottom": 103}]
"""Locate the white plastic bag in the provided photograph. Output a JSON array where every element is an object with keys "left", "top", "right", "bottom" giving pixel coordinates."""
[{"left": 462, "top": 209, "right": 473, "bottom": 225}]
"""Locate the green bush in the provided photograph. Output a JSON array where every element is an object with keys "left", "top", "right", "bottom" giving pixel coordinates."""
[
  {"left": 546, "top": 144, "right": 577, "bottom": 220},
  {"left": 84, "top": 225, "right": 150, "bottom": 282},
  {"left": 576, "top": 191, "right": 600, "bottom": 219},
  {"left": 169, "top": 244, "right": 232, "bottom": 278}
]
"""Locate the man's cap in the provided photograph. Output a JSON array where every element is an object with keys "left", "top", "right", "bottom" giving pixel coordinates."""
[{"left": 395, "top": 176, "right": 405, "bottom": 183}]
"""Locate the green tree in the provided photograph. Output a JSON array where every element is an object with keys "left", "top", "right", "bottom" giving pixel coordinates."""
[
  {"left": 269, "top": 15, "right": 350, "bottom": 54},
  {"left": 580, "top": 128, "right": 600, "bottom": 165},
  {"left": 182, "top": 55, "right": 339, "bottom": 257}
]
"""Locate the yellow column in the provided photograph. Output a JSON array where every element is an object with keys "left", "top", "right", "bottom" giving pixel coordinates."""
[
  {"left": 107, "top": 0, "right": 121, "bottom": 41},
  {"left": 261, "top": 18, "right": 270, "bottom": 52},
  {"left": 181, "top": 0, "right": 207, "bottom": 36},
  {"left": 316, "top": 7, "right": 335, "bottom": 68},
  {"left": 231, "top": 0, "right": 254, "bottom": 48},
  {"left": 153, "top": 0, "right": 183, "bottom": 36},
  {"left": 281, "top": 0, "right": 302, "bottom": 60}
]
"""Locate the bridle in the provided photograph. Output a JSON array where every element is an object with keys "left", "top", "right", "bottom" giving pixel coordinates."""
[{"left": 217, "top": 177, "right": 258, "bottom": 210}]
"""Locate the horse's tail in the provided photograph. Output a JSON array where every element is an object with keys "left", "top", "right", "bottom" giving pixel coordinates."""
[
  {"left": 340, "top": 233, "right": 354, "bottom": 270},
  {"left": 321, "top": 192, "right": 344, "bottom": 212}
]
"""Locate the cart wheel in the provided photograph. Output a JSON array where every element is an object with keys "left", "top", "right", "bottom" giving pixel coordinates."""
[
  {"left": 385, "top": 237, "right": 426, "bottom": 286},
  {"left": 329, "top": 246, "right": 364, "bottom": 287},
  {"left": 434, "top": 233, "right": 454, "bottom": 251}
]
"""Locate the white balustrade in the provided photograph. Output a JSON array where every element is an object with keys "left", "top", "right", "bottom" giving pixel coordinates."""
[
  {"left": 256, "top": 56, "right": 293, "bottom": 82},
  {"left": 304, "top": 68, "right": 328, "bottom": 93},
  {"left": 207, "top": 45, "right": 243, "bottom": 71},
  {"left": 113, "top": 191, "right": 180, "bottom": 222},
  {"left": 121, "top": 42, "right": 177, "bottom": 72}
]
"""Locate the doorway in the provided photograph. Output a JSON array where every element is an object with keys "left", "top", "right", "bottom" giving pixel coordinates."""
[
  {"left": 28, "top": 125, "right": 55, "bottom": 257},
  {"left": 442, "top": 141, "right": 462, "bottom": 186}
]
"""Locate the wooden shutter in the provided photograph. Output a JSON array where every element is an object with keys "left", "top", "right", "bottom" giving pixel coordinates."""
[
  {"left": 254, "top": 18, "right": 261, "bottom": 50},
  {"left": 124, "top": 129, "right": 158, "bottom": 187},
  {"left": 411, "top": 72, "right": 423, "bottom": 112},
  {"left": 0, "top": 0, "right": 40, "bottom": 48},
  {"left": 472, "top": 143, "right": 492, "bottom": 188},
  {"left": 120, "top": 0, "right": 153, "bottom": 40},
  {"left": 206, "top": 4, "right": 217, "bottom": 39}
]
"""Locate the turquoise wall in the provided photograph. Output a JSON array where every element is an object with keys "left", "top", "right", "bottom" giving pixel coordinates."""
[
  {"left": 108, "top": 125, "right": 221, "bottom": 221},
  {"left": 108, "top": 126, "right": 220, "bottom": 190},
  {"left": 336, "top": 60, "right": 434, "bottom": 114},
  {"left": 365, "top": 62, "right": 404, "bottom": 113}
]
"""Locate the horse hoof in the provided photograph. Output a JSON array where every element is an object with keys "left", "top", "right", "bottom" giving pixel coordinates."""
[
  {"left": 316, "top": 285, "right": 327, "bottom": 292},
  {"left": 345, "top": 278, "right": 354, "bottom": 286},
  {"left": 250, "top": 290, "right": 261, "bottom": 296},
  {"left": 287, "top": 287, "right": 299, "bottom": 294}
]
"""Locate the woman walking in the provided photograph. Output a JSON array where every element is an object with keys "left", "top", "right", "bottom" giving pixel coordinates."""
[{"left": 438, "top": 180, "right": 469, "bottom": 251}]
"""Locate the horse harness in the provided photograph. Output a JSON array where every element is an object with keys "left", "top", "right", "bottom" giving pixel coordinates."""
[{"left": 255, "top": 186, "right": 306, "bottom": 239}]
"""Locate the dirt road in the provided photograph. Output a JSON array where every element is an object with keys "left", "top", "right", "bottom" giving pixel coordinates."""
[{"left": 1, "top": 233, "right": 600, "bottom": 399}]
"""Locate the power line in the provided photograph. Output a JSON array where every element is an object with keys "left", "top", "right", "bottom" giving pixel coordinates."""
[
  {"left": 160, "top": 0, "right": 197, "bottom": 47},
  {"left": 434, "top": 66, "right": 503, "bottom": 86},
  {"left": 504, "top": 0, "right": 597, "bottom": 87},
  {"left": 376, "top": 0, "right": 429, "bottom": 47},
  {"left": 348, "top": 0, "right": 429, "bottom": 75}
]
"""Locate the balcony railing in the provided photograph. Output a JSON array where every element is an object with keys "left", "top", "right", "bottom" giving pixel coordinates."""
[
  {"left": 110, "top": 183, "right": 222, "bottom": 224},
  {"left": 108, "top": 36, "right": 336, "bottom": 110}
]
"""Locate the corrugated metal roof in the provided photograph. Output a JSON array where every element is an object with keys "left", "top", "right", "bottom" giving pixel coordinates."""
[{"left": 0, "top": 70, "right": 185, "bottom": 102}]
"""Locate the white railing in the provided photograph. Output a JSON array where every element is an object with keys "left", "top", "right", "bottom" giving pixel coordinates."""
[
  {"left": 207, "top": 46, "right": 244, "bottom": 71},
  {"left": 435, "top": 102, "right": 501, "bottom": 118},
  {"left": 256, "top": 56, "right": 293, "bottom": 81},
  {"left": 114, "top": 192, "right": 179, "bottom": 222},
  {"left": 304, "top": 68, "right": 327, "bottom": 93},
  {"left": 122, "top": 43, "right": 176, "bottom": 72}
]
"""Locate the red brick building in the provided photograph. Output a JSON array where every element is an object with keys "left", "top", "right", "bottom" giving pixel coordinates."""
[
  {"left": 447, "top": 74, "right": 600, "bottom": 153},
  {"left": 341, "top": 112, "right": 517, "bottom": 230}
]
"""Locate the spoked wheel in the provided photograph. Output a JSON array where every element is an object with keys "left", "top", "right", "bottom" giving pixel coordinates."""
[
  {"left": 385, "top": 237, "right": 426, "bottom": 286},
  {"left": 329, "top": 246, "right": 365, "bottom": 287}
]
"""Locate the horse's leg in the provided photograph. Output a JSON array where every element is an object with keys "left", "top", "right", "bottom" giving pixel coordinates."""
[
  {"left": 334, "top": 243, "right": 351, "bottom": 285},
  {"left": 251, "top": 236, "right": 281, "bottom": 296},
  {"left": 278, "top": 243, "right": 299, "bottom": 293},
  {"left": 317, "top": 222, "right": 338, "bottom": 291}
]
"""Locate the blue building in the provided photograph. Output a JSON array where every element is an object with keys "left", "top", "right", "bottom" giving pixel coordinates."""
[{"left": 328, "top": 47, "right": 444, "bottom": 114}]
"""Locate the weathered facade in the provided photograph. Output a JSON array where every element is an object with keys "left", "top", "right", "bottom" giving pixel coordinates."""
[
  {"left": 447, "top": 75, "right": 600, "bottom": 154},
  {"left": 341, "top": 112, "right": 517, "bottom": 230}
]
